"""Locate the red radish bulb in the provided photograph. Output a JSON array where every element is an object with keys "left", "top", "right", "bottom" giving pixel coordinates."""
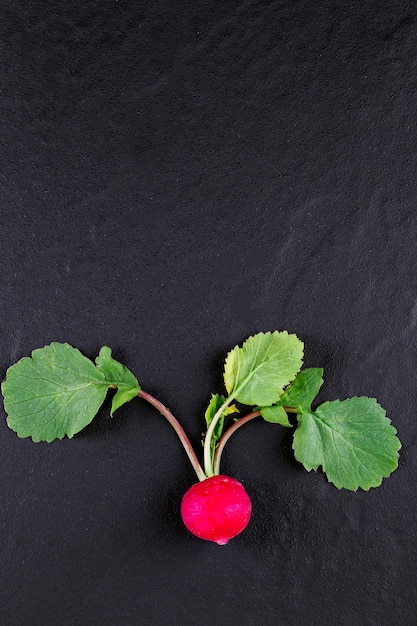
[{"left": 181, "top": 475, "right": 252, "bottom": 545}]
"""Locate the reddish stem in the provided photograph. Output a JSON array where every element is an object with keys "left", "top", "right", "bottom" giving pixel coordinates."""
[
  {"left": 138, "top": 389, "right": 206, "bottom": 481},
  {"left": 213, "top": 411, "right": 261, "bottom": 474}
]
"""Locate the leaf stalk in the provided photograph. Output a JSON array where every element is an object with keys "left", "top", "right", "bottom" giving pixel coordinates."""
[
  {"left": 203, "top": 395, "right": 236, "bottom": 476},
  {"left": 138, "top": 389, "right": 206, "bottom": 482},
  {"left": 212, "top": 406, "right": 297, "bottom": 474},
  {"left": 213, "top": 411, "right": 260, "bottom": 474}
]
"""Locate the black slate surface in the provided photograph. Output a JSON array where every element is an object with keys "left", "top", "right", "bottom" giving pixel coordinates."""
[{"left": 1, "top": 1, "right": 416, "bottom": 624}]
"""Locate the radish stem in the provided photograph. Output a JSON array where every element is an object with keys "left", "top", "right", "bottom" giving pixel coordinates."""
[{"left": 139, "top": 389, "right": 206, "bottom": 481}]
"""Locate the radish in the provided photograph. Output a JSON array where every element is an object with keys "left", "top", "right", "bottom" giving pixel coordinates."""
[
  {"left": 1, "top": 332, "right": 400, "bottom": 545},
  {"left": 180, "top": 475, "right": 252, "bottom": 545}
]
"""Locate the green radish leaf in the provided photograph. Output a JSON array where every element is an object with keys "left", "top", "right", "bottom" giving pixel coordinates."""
[
  {"left": 260, "top": 369, "right": 323, "bottom": 426},
  {"left": 2, "top": 343, "right": 141, "bottom": 442},
  {"left": 260, "top": 405, "right": 292, "bottom": 427},
  {"left": 278, "top": 368, "right": 324, "bottom": 411},
  {"left": 205, "top": 394, "right": 238, "bottom": 455},
  {"left": 95, "top": 346, "right": 140, "bottom": 415},
  {"left": 224, "top": 331, "right": 303, "bottom": 406},
  {"left": 292, "top": 397, "right": 401, "bottom": 491},
  {"left": 2, "top": 343, "right": 109, "bottom": 442}
]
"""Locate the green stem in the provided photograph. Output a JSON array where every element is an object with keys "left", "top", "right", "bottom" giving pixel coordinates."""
[
  {"left": 138, "top": 389, "right": 206, "bottom": 482},
  {"left": 203, "top": 395, "right": 236, "bottom": 477}
]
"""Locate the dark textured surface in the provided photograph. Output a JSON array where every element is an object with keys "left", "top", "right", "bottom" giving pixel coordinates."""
[{"left": 1, "top": 1, "right": 416, "bottom": 624}]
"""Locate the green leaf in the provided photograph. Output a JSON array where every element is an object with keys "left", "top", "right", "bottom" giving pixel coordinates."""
[
  {"left": 2, "top": 343, "right": 109, "bottom": 442},
  {"left": 224, "top": 331, "right": 303, "bottom": 406},
  {"left": 95, "top": 346, "right": 140, "bottom": 415},
  {"left": 205, "top": 394, "right": 238, "bottom": 455},
  {"left": 292, "top": 397, "right": 401, "bottom": 491},
  {"left": 278, "top": 368, "right": 324, "bottom": 411},
  {"left": 259, "top": 369, "right": 323, "bottom": 427},
  {"left": 2, "top": 343, "right": 141, "bottom": 442},
  {"left": 260, "top": 405, "right": 292, "bottom": 427}
]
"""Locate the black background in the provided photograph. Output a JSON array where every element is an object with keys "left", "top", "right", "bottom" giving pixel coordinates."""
[{"left": 1, "top": 1, "right": 416, "bottom": 624}]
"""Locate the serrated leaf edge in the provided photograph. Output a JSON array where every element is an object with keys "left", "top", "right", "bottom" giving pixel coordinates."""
[
  {"left": 223, "top": 330, "right": 304, "bottom": 403},
  {"left": 292, "top": 397, "right": 401, "bottom": 491}
]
